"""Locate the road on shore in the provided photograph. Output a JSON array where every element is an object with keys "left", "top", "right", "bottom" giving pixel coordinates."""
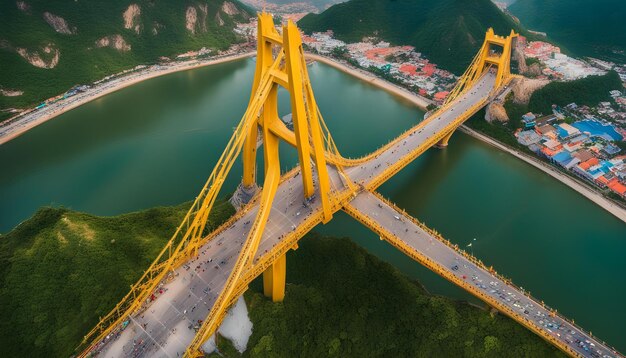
[{"left": 0, "top": 52, "right": 255, "bottom": 145}]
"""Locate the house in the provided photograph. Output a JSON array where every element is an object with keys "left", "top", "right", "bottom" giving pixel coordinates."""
[
  {"left": 607, "top": 178, "right": 626, "bottom": 197},
  {"left": 556, "top": 123, "right": 581, "bottom": 140},
  {"left": 521, "top": 112, "right": 536, "bottom": 128},
  {"left": 573, "top": 157, "right": 600, "bottom": 180},
  {"left": 603, "top": 144, "right": 621, "bottom": 156},
  {"left": 573, "top": 149, "right": 596, "bottom": 163},
  {"left": 433, "top": 91, "right": 448, "bottom": 102},
  {"left": 517, "top": 130, "right": 541, "bottom": 146},
  {"left": 535, "top": 114, "right": 557, "bottom": 127},
  {"left": 536, "top": 124, "right": 557, "bottom": 138},
  {"left": 552, "top": 151, "right": 573, "bottom": 168}
]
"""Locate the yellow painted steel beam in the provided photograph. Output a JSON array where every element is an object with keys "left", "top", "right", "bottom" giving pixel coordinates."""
[
  {"left": 78, "top": 19, "right": 519, "bottom": 358},
  {"left": 342, "top": 192, "right": 588, "bottom": 358},
  {"left": 263, "top": 254, "right": 286, "bottom": 302},
  {"left": 183, "top": 15, "right": 340, "bottom": 356}
]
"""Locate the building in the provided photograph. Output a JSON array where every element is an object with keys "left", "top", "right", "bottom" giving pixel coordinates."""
[
  {"left": 535, "top": 114, "right": 557, "bottom": 127},
  {"left": 517, "top": 130, "right": 541, "bottom": 146},
  {"left": 522, "top": 112, "right": 536, "bottom": 129},
  {"left": 556, "top": 123, "right": 581, "bottom": 140},
  {"left": 536, "top": 124, "right": 557, "bottom": 138}
]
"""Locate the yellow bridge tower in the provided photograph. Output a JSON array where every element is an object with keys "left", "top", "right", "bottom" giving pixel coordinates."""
[
  {"left": 436, "top": 27, "right": 518, "bottom": 147},
  {"left": 76, "top": 15, "right": 524, "bottom": 358}
]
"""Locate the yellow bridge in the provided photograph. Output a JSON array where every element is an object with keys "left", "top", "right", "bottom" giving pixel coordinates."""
[{"left": 78, "top": 14, "right": 622, "bottom": 358}]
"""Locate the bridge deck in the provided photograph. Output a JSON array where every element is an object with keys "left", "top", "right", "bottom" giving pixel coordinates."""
[
  {"left": 345, "top": 191, "right": 618, "bottom": 358},
  {"left": 92, "top": 70, "right": 619, "bottom": 358}
]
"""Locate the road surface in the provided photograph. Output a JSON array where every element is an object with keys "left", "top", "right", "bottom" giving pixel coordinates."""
[{"left": 91, "top": 72, "right": 619, "bottom": 358}]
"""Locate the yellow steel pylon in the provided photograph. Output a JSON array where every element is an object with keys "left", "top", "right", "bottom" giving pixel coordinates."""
[
  {"left": 184, "top": 13, "right": 337, "bottom": 356},
  {"left": 76, "top": 18, "right": 519, "bottom": 358},
  {"left": 444, "top": 28, "right": 518, "bottom": 106}
]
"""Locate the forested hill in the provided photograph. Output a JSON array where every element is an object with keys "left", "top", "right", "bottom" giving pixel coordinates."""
[
  {"left": 509, "top": 0, "right": 626, "bottom": 63},
  {"left": 297, "top": 0, "right": 525, "bottom": 74},
  {"left": 0, "top": 202, "right": 563, "bottom": 357},
  {"left": 0, "top": 0, "right": 252, "bottom": 113}
]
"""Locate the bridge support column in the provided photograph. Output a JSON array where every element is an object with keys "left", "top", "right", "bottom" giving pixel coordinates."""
[
  {"left": 263, "top": 254, "right": 286, "bottom": 302},
  {"left": 435, "top": 131, "right": 455, "bottom": 148}
]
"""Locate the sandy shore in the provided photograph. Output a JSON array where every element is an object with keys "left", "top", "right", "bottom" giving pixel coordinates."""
[
  {"left": 305, "top": 53, "right": 433, "bottom": 110},
  {"left": 459, "top": 125, "right": 626, "bottom": 223},
  {"left": 0, "top": 51, "right": 255, "bottom": 145}
]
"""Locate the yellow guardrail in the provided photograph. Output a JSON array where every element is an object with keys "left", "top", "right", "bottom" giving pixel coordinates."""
[{"left": 344, "top": 192, "right": 621, "bottom": 358}]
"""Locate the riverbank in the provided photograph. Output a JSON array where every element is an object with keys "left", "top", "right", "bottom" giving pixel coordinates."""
[
  {"left": 459, "top": 125, "right": 626, "bottom": 223},
  {"left": 0, "top": 51, "right": 255, "bottom": 145},
  {"left": 305, "top": 53, "right": 433, "bottom": 110}
]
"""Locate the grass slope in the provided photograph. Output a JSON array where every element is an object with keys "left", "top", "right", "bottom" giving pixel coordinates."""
[
  {"left": 509, "top": 0, "right": 626, "bottom": 63},
  {"left": 0, "top": 0, "right": 252, "bottom": 113},
  {"left": 0, "top": 200, "right": 235, "bottom": 357},
  {"left": 298, "top": 0, "right": 526, "bottom": 74}
]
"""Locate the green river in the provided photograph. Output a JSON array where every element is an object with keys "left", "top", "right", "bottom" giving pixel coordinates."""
[{"left": 0, "top": 58, "right": 624, "bottom": 350}]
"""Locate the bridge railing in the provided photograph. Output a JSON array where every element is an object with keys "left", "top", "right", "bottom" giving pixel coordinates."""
[
  {"left": 362, "top": 191, "right": 621, "bottom": 357},
  {"left": 342, "top": 200, "right": 584, "bottom": 357},
  {"left": 366, "top": 97, "right": 488, "bottom": 191},
  {"left": 324, "top": 71, "right": 497, "bottom": 168}
]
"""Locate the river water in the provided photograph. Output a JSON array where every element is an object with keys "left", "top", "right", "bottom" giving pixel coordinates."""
[{"left": 0, "top": 58, "right": 624, "bottom": 350}]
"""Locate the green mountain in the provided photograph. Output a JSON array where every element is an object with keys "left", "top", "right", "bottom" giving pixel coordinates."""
[
  {"left": 298, "top": 0, "right": 526, "bottom": 74},
  {"left": 264, "top": 0, "right": 342, "bottom": 10},
  {"left": 0, "top": 200, "right": 235, "bottom": 357},
  {"left": 509, "top": 0, "right": 626, "bottom": 63},
  {"left": 0, "top": 202, "right": 563, "bottom": 357},
  {"left": 0, "top": 0, "right": 252, "bottom": 115}
]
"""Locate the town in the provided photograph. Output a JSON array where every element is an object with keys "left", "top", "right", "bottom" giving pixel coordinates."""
[
  {"left": 515, "top": 99, "right": 626, "bottom": 200},
  {"left": 4, "top": 16, "right": 626, "bottom": 205},
  {"left": 294, "top": 27, "right": 626, "bottom": 201}
]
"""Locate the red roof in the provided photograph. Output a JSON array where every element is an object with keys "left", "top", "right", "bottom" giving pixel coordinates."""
[
  {"left": 434, "top": 91, "right": 449, "bottom": 100},
  {"left": 596, "top": 176, "right": 610, "bottom": 185},
  {"left": 422, "top": 63, "right": 436, "bottom": 77},
  {"left": 608, "top": 178, "right": 626, "bottom": 196},
  {"left": 579, "top": 158, "right": 599, "bottom": 170},
  {"left": 399, "top": 64, "right": 417, "bottom": 75}
]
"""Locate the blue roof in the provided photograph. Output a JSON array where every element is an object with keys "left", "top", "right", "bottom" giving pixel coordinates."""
[
  {"left": 604, "top": 144, "right": 621, "bottom": 155},
  {"left": 572, "top": 120, "right": 623, "bottom": 141},
  {"left": 553, "top": 151, "right": 572, "bottom": 165},
  {"left": 589, "top": 168, "right": 603, "bottom": 176},
  {"left": 600, "top": 161, "right": 614, "bottom": 172},
  {"left": 556, "top": 127, "right": 569, "bottom": 139}
]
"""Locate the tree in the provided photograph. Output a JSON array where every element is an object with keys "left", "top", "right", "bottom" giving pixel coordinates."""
[{"left": 484, "top": 335, "right": 501, "bottom": 352}]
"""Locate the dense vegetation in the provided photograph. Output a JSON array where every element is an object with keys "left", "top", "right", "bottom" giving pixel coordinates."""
[
  {"left": 298, "top": 0, "right": 526, "bottom": 74},
  {"left": 0, "top": 0, "right": 251, "bottom": 114},
  {"left": 225, "top": 235, "right": 564, "bottom": 357},
  {"left": 509, "top": 0, "right": 626, "bottom": 63},
  {"left": 0, "top": 200, "right": 235, "bottom": 357},
  {"left": 0, "top": 202, "right": 564, "bottom": 357},
  {"left": 527, "top": 71, "right": 623, "bottom": 114}
]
